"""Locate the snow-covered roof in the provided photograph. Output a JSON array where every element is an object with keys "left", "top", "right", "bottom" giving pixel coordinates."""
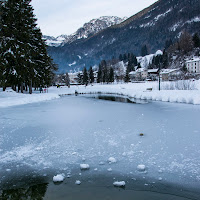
[
  {"left": 148, "top": 69, "right": 159, "bottom": 73},
  {"left": 155, "top": 50, "right": 163, "bottom": 56},
  {"left": 129, "top": 71, "right": 136, "bottom": 75},
  {"left": 186, "top": 58, "right": 200, "bottom": 63},
  {"left": 136, "top": 68, "right": 147, "bottom": 72},
  {"left": 160, "top": 69, "right": 180, "bottom": 74}
]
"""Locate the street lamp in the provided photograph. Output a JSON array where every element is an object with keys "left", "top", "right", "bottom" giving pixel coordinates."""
[{"left": 158, "top": 63, "right": 161, "bottom": 91}]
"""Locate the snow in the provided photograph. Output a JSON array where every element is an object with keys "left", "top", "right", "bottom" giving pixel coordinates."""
[
  {"left": 108, "top": 157, "right": 117, "bottom": 163},
  {"left": 169, "top": 21, "right": 182, "bottom": 31},
  {"left": 186, "top": 57, "right": 200, "bottom": 63},
  {"left": 75, "top": 180, "right": 81, "bottom": 185},
  {"left": 154, "top": 9, "right": 172, "bottom": 21},
  {"left": 155, "top": 50, "right": 163, "bottom": 56},
  {"left": 80, "top": 164, "right": 90, "bottom": 170},
  {"left": 113, "top": 181, "right": 126, "bottom": 187},
  {"left": 140, "top": 9, "right": 172, "bottom": 28},
  {"left": 1, "top": 80, "right": 200, "bottom": 109},
  {"left": 47, "top": 81, "right": 200, "bottom": 105},
  {"left": 186, "top": 17, "right": 200, "bottom": 24},
  {"left": 107, "top": 168, "right": 112, "bottom": 172},
  {"left": 0, "top": 89, "right": 60, "bottom": 108},
  {"left": 53, "top": 174, "right": 65, "bottom": 182},
  {"left": 137, "top": 51, "right": 162, "bottom": 68},
  {"left": 137, "top": 164, "right": 146, "bottom": 172},
  {"left": 68, "top": 61, "right": 76, "bottom": 67}
]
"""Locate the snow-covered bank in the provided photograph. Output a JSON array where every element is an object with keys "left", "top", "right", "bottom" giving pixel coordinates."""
[
  {"left": 48, "top": 81, "right": 200, "bottom": 105},
  {"left": 0, "top": 89, "right": 60, "bottom": 108},
  {"left": 1, "top": 80, "right": 200, "bottom": 108}
]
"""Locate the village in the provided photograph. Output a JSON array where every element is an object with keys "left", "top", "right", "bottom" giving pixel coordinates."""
[{"left": 55, "top": 57, "right": 200, "bottom": 86}]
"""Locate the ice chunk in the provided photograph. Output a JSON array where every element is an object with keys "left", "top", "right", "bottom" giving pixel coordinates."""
[
  {"left": 75, "top": 180, "right": 81, "bottom": 185},
  {"left": 53, "top": 174, "right": 65, "bottom": 182},
  {"left": 108, "top": 157, "right": 117, "bottom": 163},
  {"left": 107, "top": 168, "right": 112, "bottom": 172},
  {"left": 99, "top": 161, "right": 105, "bottom": 165},
  {"left": 137, "top": 164, "right": 146, "bottom": 171},
  {"left": 80, "top": 164, "right": 90, "bottom": 170},
  {"left": 113, "top": 181, "right": 126, "bottom": 187}
]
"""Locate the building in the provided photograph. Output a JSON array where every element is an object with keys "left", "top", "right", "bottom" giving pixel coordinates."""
[
  {"left": 68, "top": 72, "right": 80, "bottom": 84},
  {"left": 186, "top": 58, "right": 200, "bottom": 73},
  {"left": 160, "top": 69, "right": 181, "bottom": 81},
  {"left": 147, "top": 69, "right": 159, "bottom": 80},
  {"left": 129, "top": 68, "right": 148, "bottom": 81}
]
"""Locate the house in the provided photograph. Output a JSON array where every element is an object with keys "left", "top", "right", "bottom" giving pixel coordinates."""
[
  {"left": 185, "top": 58, "right": 200, "bottom": 73},
  {"left": 129, "top": 68, "right": 148, "bottom": 81},
  {"left": 147, "top": 69, "right": 159, "bottom": 80},
  {"left": 160, "top": 69, "right": 181, "bottom": 81},
  {"left": 68, "top": 72, "right": 80, "bottom": 84}
]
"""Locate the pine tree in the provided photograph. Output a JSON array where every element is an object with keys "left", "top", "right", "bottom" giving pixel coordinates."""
[
  {"left": 108, "top": 67, "right": 114, "bottom": 83},
  {"left": 97, "top": 64, "right": 102, "bottom": 83},
  {"left": 77, "top": 72, "right": 83, "bottom": 84},
  {"left": 137, "top": 63, "right": 141, "bottom": 69},
  {"left": 119, "top": 54, "right": 123, "bottom": 61},
  {"left": 82, "top": 67, "right": 88, "bottom": 86},
  {"left": 182, "top": 64, "right": 187, "bottom": 73},
  {"left": 179, "top": 31, "right": 193, "bottom": 53},
  {"left": 141, "top": 45, "right": 149, "bottom": 57},
  {"left": 0, "top": 0, "right": 56, "bottom": 93},
  {"left": 88, "top": 66, "right": 94, "bottom": 84},
  {"left": 124, "top": 69, "right": 130, "bottom": 83},
  {"left": 192, "top": 33, "right": 200, "bottom": 48}
]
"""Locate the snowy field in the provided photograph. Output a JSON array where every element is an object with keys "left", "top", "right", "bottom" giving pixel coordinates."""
[
  {"left": 0, "top": 93, "right": 200, "bottom": 198},
  {"left": 1, "top": 80, "right": 200, "bottom": 108}
]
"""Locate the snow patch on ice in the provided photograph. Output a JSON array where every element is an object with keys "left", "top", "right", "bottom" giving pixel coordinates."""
[
  {"left": 53, "top": 173, "right": 65, "bottom": 182},
  {"left": 113, "top": 181, "right": 126, "bottom": 187},
  {"left": 137, "top": 164, "right": 146, "bottom": 172},
  {"left": 75, "top": 180, "right": 81, "bottom": 185},
  {"left": 108, "top": 157, "right": 117, "bottom": 163},
  {"left": 80, "top": 164, "right": 90, "bottom": 170}
]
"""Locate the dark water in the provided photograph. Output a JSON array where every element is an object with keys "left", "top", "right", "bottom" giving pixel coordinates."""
[
  {"left": 85, "top": 94, "right": 148, "bottom": 104},
  {"left": 1, "top": 172, "right": 199, "bottom": 200}
]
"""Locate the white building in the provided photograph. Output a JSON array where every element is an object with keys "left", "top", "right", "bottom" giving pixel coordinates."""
[{"left": 186, "top": 58, "right": 200, "bottom": 73}]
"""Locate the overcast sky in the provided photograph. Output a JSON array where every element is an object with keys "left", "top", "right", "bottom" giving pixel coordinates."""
[{"left": 31, "top": 0, "right": 158, "bottom": 37}]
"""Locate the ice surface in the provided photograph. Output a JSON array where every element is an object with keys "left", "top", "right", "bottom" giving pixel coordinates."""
[{"left": 0, "top": 95, "right": 200, "bottom": 191}]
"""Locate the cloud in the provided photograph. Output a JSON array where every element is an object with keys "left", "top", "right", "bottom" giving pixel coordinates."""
[{"left": 31, "top": 0, "right": 158, "bottom": 36}]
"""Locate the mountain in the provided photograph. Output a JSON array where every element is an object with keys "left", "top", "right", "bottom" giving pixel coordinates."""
[
  {"left": 43, "top": 35, "right": 67, "bottom": 47},
  {"left": 44, "top": 16, "right": 127, "bottom": 47},
  {"left": 48, "top": 0, "right": 200, "bottom": 73}
]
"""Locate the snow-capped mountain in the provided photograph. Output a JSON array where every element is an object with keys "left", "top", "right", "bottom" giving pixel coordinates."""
[
  {"left": 44, "top": 16, "right": 127, "bottom": 47},
  {"left": 43, "top": 35, "right": 67, "bottom": 47}
]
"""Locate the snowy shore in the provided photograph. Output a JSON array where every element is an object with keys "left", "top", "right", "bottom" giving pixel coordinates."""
[
  {"left": 1, "top": 81, "right": 200, "bottom": 108},
  {"left": 0, "top": 89, "right": 60, "bottom": 108}
]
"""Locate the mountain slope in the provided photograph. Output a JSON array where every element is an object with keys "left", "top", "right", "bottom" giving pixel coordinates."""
[
  {"left": 44, "top": 16, "right": 126, "bottom": 47},
  {"left": 48, "top": 0, "right": 200, "bottom": 73}
]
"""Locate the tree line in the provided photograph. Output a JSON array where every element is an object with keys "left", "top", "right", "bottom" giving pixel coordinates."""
[{"left": 0, "top": 0, "right": 57, "bottom": 93}]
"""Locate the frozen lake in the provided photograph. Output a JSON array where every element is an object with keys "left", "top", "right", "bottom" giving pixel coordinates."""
[{"left": 0, "top": 95, "right": 200, "bottom": 199}]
